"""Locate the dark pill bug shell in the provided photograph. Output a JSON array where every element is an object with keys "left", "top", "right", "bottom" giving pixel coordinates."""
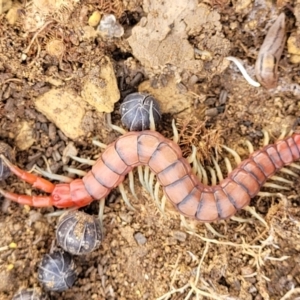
[
  {"left": 38, "top": 250, "right": 77, "bottom": 292},
  {"left": 56, "top": 210, "right": 102, "bottom": 255},
  {"left": 12, "top": 289, "right": 48, "bottom": 300},
  {"left": 0, "top": 141, "right": 14, "bottom": 180},
  {"left": 120, "top": 92, "right": 161, "bottom": 131}
]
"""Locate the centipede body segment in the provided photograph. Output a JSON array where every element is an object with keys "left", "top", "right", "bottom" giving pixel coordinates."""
[{"left": 1, "top": 131, "right": 300, "bottom": 223}]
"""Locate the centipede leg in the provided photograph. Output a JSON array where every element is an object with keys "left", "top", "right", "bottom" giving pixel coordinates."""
[
  {"left": 118, "top": 182, "right": 135, "bottom": 211},
  {"left": 137, "top": 166, "right": 146, "bottom": 189},
  {"left": 128, "top": 171, "right": 138, "bottom": 200},
  {"left": 212, "top": 157, "right": 224, "bottom": 182},
  {"left": 34, "top": 166, "right": 72, "bottom": 183},
  {"left": 69, "top": 155, "right": 96, "bottom": 166},
  {"left": 263, "top": 182, "right": 290, "bottom": 190},
  {"left": 280, "top": 167, "right": 298, "bottom": 177},
  {"left": 243, "top": 206, "right": 268, "bottom": 228},
  {"left": 153, "top": 181, "right": 165, "bottom": 214},
  {"left": 63, "top": 166, "right": 87, "bottom": 177},
  {"left": 148, "top": 171, "right": 156, "bottom": 199}
]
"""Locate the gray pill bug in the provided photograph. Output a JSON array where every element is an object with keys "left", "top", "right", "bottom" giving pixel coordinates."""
[
  {"left": 120, "top": 92, "right": 161, "bottom": 131},
  {"left": 12, "top": 289, "right": 48, "bottom": 300},
  {"left": 38, "top": 250, "right": 77, "bottom": 292},
  {"left": 0, "top": 141, "right": 14, "bottom": 180},
  {"left": 56, "top": 210, "right": 102, "bottom": 255}
]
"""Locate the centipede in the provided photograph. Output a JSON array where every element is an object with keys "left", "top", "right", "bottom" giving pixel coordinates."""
[{"left": 0, "top": 130, "right": 300, "bottom": 223}]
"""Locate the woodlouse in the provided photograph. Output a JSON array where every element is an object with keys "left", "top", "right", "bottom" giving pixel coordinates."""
[
  {"left": 56, "top": 210, "right": 102, "bottom": 255},
  {"left": 0, "top": 141, "right": 14, "bottom": 180},
  {"left": 12, "top": 289, "right": 48, "bottom": 300},
  {"left": 38, "top": 250, "right": 77, "bottom": 292},
  {"left": 120, "top": 92, "right": 161, "bottom": 131},
  {"left": 0, "top": 130, "right": 300, "bottom": 222}
]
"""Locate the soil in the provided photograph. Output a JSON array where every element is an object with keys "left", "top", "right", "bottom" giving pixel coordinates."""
[{"left": 1, "top": 0, "right": 300, "bottom": 300}]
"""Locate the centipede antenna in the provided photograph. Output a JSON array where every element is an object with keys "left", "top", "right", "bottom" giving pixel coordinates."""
[
  {"left": 33, "top": 165, "right": 73, "bottom": 183},
  {"left": 224, "top": 157, "right": 233, "bottom": 174},
  {"left": 212, "top": 157, "right": 224, "bottom": 182},
  {"left": 204, "top": 223, "right": 225, "bottom": 238},
  {"left": 172, "top": 119, "right": 179, "bottom": 144},
  {"left": 207, "top": 167, "right": 217, "bottom": 186},
  {"left": 149, "top": 100, "right": 156, "bottom": 131},
  {"left": 63, "top": 166, "right": 87, "bottom": 177},
  {"left": 244, "top": 140, "right": 254, "bottom": 154},
  {"left": 143, "top": 166, "right": 150, "bottom": 192},
  {"left": 243, "top": 206, "right": 268, "bottom": 228},
  {"left": 128, "top": 171, "right": 138, "bottom": 200},
  {"left": 148, "top": 171, "right": 155, "bottom": 199},
  {"left": 263, "top": 182, "right": 290, "bottom": 190},
  {"left": 137, "top": 166, "right": 146, "bottom": 189},
  {"left": 92, "top": 140, "right": 107, "bottom": 149},
  {"left": 270, "top": 175, "right": 293, "bottom": 185},
  {"left": 221, "top": 145, "right": 241, "bottom": 165},
  {"left": 106, "top": 113, "right": 127, "bottom": 135},
  {"left": 118, "top": 183, "right": 135, "bottom": 211},
  {"left": 261, "top": 129, "right": 270, "bottom": 146},
  {"left": 280, "top": 167, "right": 299, "bottom": 177},
  {"left": 69, "top": 155, "right": 95, "bottom": 166}
]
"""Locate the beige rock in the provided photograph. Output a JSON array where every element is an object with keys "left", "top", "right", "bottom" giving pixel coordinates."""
[
  {"left": 288, "top": 34, "right": 300, "bottom": 55},
  {"left": 0, "top": 0, "right": 12, "bottom": 14},
  {"left": 5, "top": 2, "right": 21, "bottom": 25},
  {"left": 81, "top": 56, "right": 120, "bottom": 113},
  {"left": 288, "top": 34, "right": 300, "bottom": 63},
  {"left": 88, "top": 11, "right": 101, "bottom": 27},
  {"left": 15, "top": 121, "right": 35, "bottom": 150},
  {"left": 290, "top": 54, "right": 300, "bottom": 64},
  {"left": 138, "top": 79, "right": 193, "bottom": 115},
  {"left": 235, "top": 0, "right": 252, "bottom": 12},
  {"left": 127, "top": 0, "right": 226, "bottom": 76},
  {"left": 34, "top": 89, "right": 88, "bottom": 140}
]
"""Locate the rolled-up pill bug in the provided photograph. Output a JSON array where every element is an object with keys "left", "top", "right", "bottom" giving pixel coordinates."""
[
  {"left": 12, "top": 289, "right": 48, "bottom": 300},
  {"left": 38, "top": 250, "right": 77, "bottom": 292},
  {"left": 56, "top": 210, "right": 102, "bottom": 255},
  {"left": 0, "top": 141, "right": 14, "bottom": 180},
  {"left": 120, "top": 92, "right": 161, "bottom": 131}
]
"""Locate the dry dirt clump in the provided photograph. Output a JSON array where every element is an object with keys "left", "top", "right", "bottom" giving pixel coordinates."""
[{"left": 128, "top": 0, "right": 230, "bottom": 80}]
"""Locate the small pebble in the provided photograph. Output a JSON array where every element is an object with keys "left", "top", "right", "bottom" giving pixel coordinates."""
[
  {"left": 205, "top": 107, "right": 219, "bottom": 117},
  {"left": 48, "top": 123, "right": 57, "bottom": 141},
  {"left": 134, "top": 232, "right": 147, "bottom": 245},
  {"left": 173, "top": 231, "right": 187, "bottom": 242},
  {"left": 88, "top": 11, "right": 101, "bottom": 27}
]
